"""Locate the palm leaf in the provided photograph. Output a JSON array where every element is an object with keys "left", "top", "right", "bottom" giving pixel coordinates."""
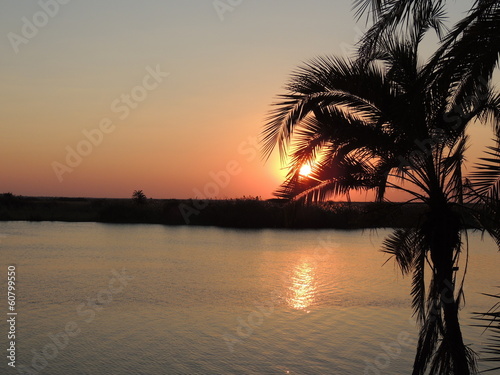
[
  {"left": 382, "top": 228, "right": 429, "bottom": 323},
  {"left": 412, "top": 304, "right": 443, "bottom": 375},
  {"left": 356, "top": 0, "right": 447, "bottom": 61},
  {"left": 473, "top": 292, "right": 500, "bottom": 372},
  {"left": 382, "top": 228, "right": 419, "bottom": 275},
  {"left": 469, "top": 139, "right": 500, "bottom": 200}
]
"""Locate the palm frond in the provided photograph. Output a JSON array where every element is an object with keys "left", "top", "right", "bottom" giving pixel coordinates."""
[
  {"left": 382, "top": 228, "right": 430, "bottom": 322},
  {"left": 427, "top": 1, "right": 500, "bottom": 123},
  {"left": 473, "top": 292, "right": 500, "bottom": 371},
  {"left": 412, "top": 236, "right": 427, "bottom": 324},
  {"left": 352, "top": 0, "right": 383, "bottom": 23},
  {"left": 428, "top": 342, "right": 477, "bottom": 375},
  {"left": 276, "top": 150, "right": 378, "bottom": 203},
  {"left": 463, "top": 125, "right": 500, "bottom": 249},
  {"left": 441, "top": 135, "right": 468, "bottom": 203},
  {"left": 382, "top": 228, "right": 418, "bottom": 275},
  {"left": 262, "top": 89, "right": 387, "bottom": 163},
  {"left": 412, "top": 305, "right": 442, "bottom": 375},
  {"left": 357, "top": 0, "right": 447, "bottom": 61},
  {"left": 469, "top": 138, "right": 500, "bottom": 200}
]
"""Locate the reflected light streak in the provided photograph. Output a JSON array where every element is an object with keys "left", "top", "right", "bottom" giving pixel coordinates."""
[{"left": 288, "top": 260, "right": 317, "bottom": 312}]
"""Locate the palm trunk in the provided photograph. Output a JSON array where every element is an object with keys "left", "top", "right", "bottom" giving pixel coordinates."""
[
  {"left": 427, "top": 204, "right": 471, "bottom": 375},
  {"left": 435, "top": 259, "right": 470, "bottom": 374}
]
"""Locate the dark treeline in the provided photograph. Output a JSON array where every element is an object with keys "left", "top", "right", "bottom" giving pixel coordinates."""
[{"left": 1, "top": 193, "right": 435, "bottom": 229}]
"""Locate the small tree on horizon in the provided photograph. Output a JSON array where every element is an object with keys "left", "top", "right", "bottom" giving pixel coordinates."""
[{"left": 132, "top": 190, "right": 147, "bottom": 204}]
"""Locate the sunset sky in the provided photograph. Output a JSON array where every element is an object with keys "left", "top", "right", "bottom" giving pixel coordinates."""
[{"left": 0, "top": 0, "right": 495, "bottom": 200}]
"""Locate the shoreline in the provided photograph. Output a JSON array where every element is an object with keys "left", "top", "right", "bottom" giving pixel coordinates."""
[{"left": 0, "top": 194, "right": 428, "bottom": 229}]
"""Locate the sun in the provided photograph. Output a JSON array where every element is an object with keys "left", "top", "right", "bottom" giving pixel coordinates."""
[{"left": 299, "top": 164, "right": 312, "bottom": 177}]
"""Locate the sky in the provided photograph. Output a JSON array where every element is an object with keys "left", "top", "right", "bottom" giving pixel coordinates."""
[{"left": 0, "top": 0, "right": 495, "bottom": 200}]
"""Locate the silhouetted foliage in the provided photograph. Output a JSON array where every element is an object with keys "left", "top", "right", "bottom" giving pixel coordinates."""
[
  {"left": 132, "top": 190, "right": 147, "bottom": 204},
  {"left": 262, "top": 1, "right": 500, "bottom": 373},
  {"left": 0, "top": 195, "right": 434, "bottom": 229},
  {"left": 474, "top": 291, "right": 500, "bottom": 373}
]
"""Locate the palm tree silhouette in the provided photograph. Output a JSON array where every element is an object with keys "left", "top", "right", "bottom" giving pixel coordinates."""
[
  {"left": 132, "top": 190, "right": 147, "bottom": 204},
  {"left": 261, "top": 2, "right": 499, "bottom": 373}
]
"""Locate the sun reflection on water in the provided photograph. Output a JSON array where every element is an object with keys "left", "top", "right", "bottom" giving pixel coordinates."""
[{"left": 287, "top": 260, "right": 316, "bottom": 312}]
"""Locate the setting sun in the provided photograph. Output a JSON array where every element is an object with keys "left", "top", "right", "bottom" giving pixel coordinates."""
[
  {"left": 1, "top": 0, "right": 499, "bottom": 373},
  {"left": 299, "top": 164, "right": 312, "bottom": 176}
]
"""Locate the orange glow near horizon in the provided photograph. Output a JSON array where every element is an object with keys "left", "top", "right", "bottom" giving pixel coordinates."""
[{"left": 0, "top": 2, "right": 496, "bottom": 202}]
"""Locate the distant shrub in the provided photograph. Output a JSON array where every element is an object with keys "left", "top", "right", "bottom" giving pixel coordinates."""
[
  {"left": 0, "top": 193, "right": 23, "bottom": 209},
  {"left": 132, "top": 190, "right": 147, "bottom": 204}
]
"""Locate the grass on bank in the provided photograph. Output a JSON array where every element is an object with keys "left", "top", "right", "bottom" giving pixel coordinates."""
[{"left": 0, "top": 193, "right": 428, "bottom": 229}]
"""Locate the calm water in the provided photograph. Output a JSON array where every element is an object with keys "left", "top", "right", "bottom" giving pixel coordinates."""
[{"left": 0, "top": 222, "right": 498, "bottom": 374}]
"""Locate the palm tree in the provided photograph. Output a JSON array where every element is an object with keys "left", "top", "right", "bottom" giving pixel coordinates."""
[
  {"left": 132, "top": 190, "right": 147, "bottom": 204},
  {"left": 355, "top": 0, "right": 500, "bottom": 371},
  {"left": 354, "top": 0, "right": 499, "bottom": 66},
  {"left": 261, "top": 16, "right": 499, "bottom": 375}
]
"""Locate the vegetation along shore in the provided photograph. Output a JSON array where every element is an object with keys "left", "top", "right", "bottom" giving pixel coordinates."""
[{"left": 0, "top": 193, "right": 437, "bottom": 229}]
